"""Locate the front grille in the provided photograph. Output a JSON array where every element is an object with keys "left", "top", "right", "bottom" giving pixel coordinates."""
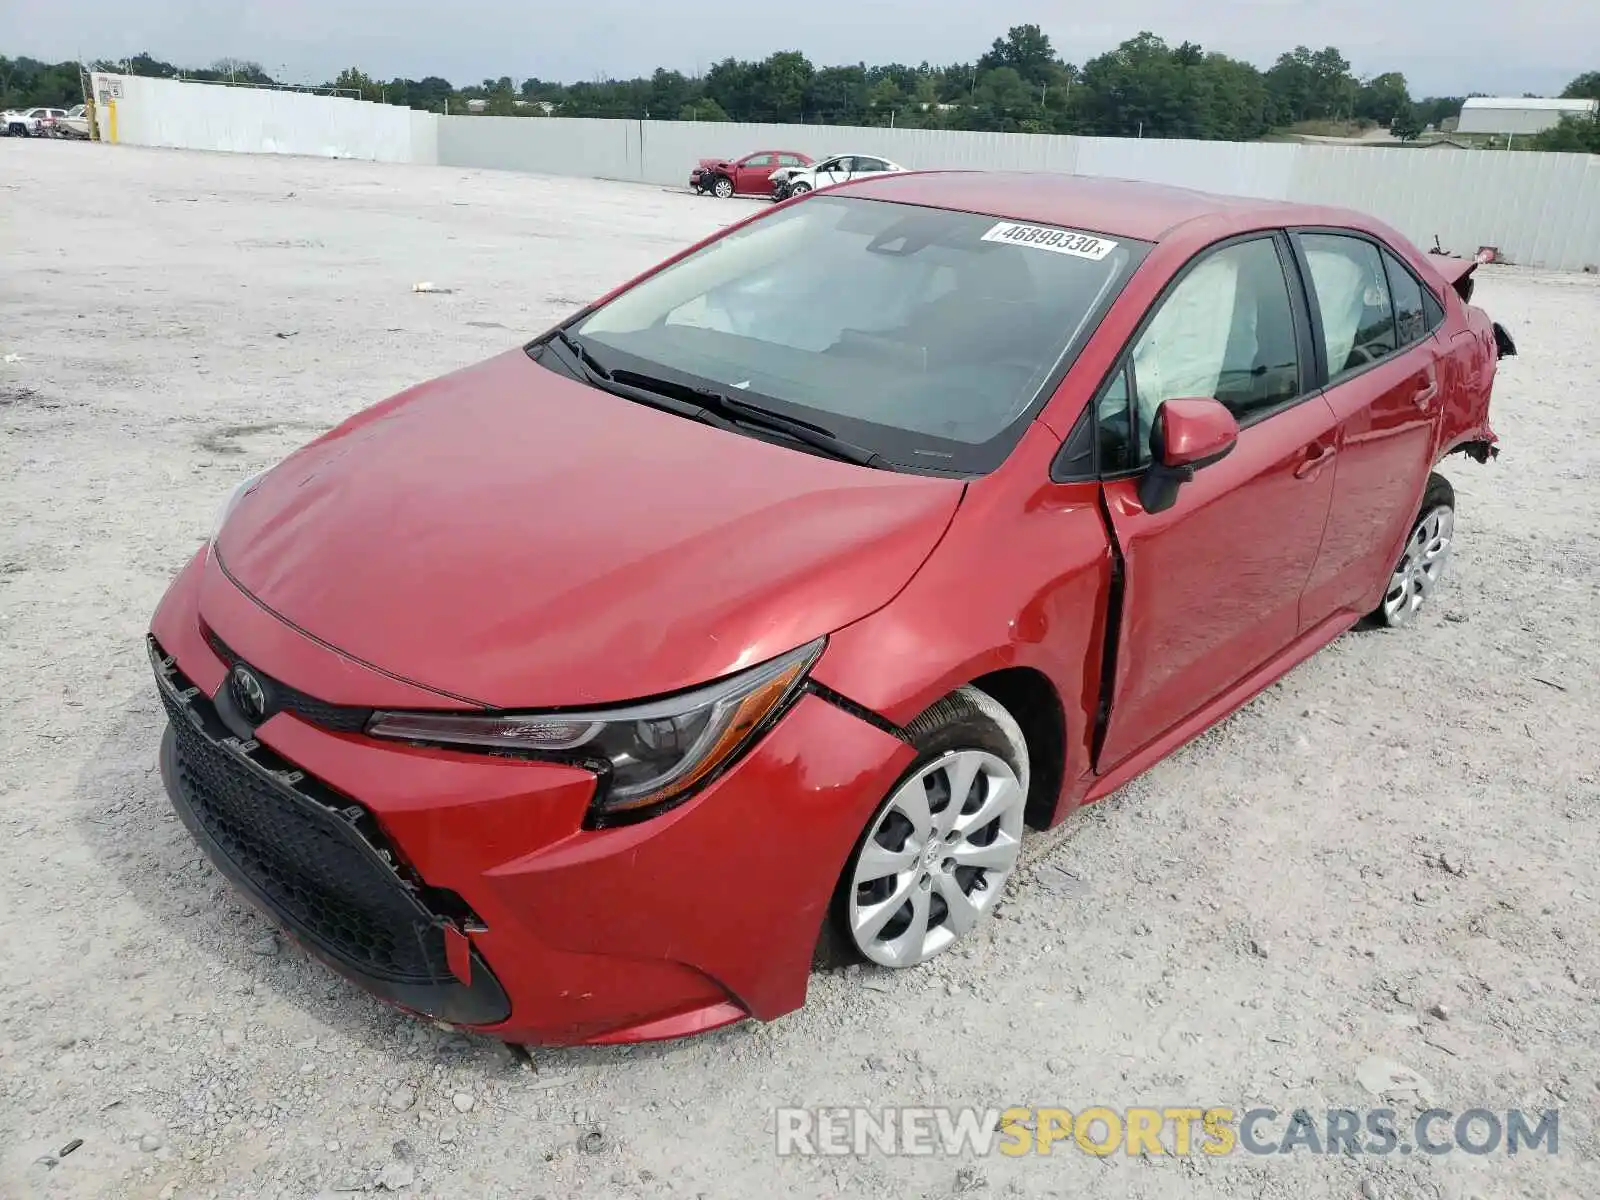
[
  {"left": 203, "top": 627, "right": 373, "bottom": 733},
  {"left": 153, "top": 642, "right": 454, "bottom": 986}
]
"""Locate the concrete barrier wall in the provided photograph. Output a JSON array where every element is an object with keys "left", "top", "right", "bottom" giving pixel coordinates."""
[
  {"left": 1286, "top": 146, "right": 1600, "bottom": 272},
  {"left": 434, "top": 115, "right": 1600, "bottom": 269},
  {"left": 90, "top": 73, "right": 424, "bottom": 164},
  {"left": 77, "top": 72, "right": 1600, "bottom": 270}
]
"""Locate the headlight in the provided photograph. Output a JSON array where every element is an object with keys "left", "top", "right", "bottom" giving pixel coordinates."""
[
  {"left": 366, "top": 637, "right": 826, "bottom": 820},
  {"left": 209, "top": 471, "right": 265, "bottom": 546}
]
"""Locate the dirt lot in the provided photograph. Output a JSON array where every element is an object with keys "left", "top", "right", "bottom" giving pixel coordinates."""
[{"left": 1, "top": 141, "right": 1597, "bottom": 1200}]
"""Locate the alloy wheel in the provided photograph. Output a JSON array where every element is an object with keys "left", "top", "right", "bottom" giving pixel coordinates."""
[
  {"left": 848, "top": 749, "right": 1024, "bottom": 968},
  {"left": 713, "top": 177, "right": 734, "bottom": 198},
  {"left": 1382, "top": 503, "right": 1454, "bottom": 626}
]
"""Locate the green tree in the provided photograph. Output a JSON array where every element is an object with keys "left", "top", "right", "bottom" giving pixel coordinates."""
[
  {"left": 1390, "top": 103, "right": 1425, "bottom": 141},
  {"left": 1414, "top": 95, "right": 1464, "bottom": 128},
  {"left": 647, "top": 69, "right": 696, "bottom": 119},
  {"left": 757, "top": 51, "right": 814, "bottom": 122},
  {"left": 407, "top": 76, "right": 456, "bottom": 112},
  {"left": 1529, "top": 113, "right": 1600, "bottom": 152},
  {"left": 978, "top": 24, "right": 1057, "bottom": 87},
  {"left": 1355, "top": 72, "right": 1411, "bottom": 125},
  {"left": 0, "top": 56, "right": 85, "bottom": 108},
  {"left": 1560, "top": 71, "right": 1600, "bottom": 102},
  {"left": 333, "top": 67, "right": 381, "bottom": 102},
  {"left": 806, "top": 65, "right": 870, "bottom": 124},
  {"left": 1265, "top": 45, "right": 1356, "bottom": 123},
  {"left": 1071, "top": 33, "right": 1190, "bottom": 137},
  {"left": 678, "top": 97, "right": 729, "bottom": 121},
  {"left": 703, "top": 57, "right": 757, "bottom": 120}
]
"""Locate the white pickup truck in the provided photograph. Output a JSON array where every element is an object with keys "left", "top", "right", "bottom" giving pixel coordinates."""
[{"left": 3, "top": 106, "right": 70, "bottom": 137}]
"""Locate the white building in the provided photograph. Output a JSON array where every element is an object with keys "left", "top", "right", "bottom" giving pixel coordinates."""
[{"left": 1456, "top": 96, "right": 1598, "bottom": 136}]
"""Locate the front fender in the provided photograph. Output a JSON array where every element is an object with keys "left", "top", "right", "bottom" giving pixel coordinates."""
[{"left": 809, "top": 424, "right": 1112, "bottom": 826}]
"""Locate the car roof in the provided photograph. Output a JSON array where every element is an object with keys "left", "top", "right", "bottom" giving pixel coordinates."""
[{"left": 841, "top": 170, "right": 1331, "bottom": 243}]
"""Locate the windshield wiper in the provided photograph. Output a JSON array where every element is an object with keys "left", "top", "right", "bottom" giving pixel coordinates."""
[
  {"left": 540, "top": 332, "right": 886, "bottom": 469},
  {"left": 540, "top": 332, "right": 731, "bottom": 426},
  {"left": 550, "top": 328, "right": 614, "bottom": 380},
  {"left": 609, "top": 367, "right": 886, "bottom": 468}
]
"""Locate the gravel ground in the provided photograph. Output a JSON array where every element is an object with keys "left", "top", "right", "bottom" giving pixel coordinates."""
[{"left": 2, "top": 141, "right": 1597, "bottom": 1200}]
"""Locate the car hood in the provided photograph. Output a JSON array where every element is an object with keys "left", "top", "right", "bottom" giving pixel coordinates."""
[
  {"left": 215, "top": 350, "right": 964, "bottom": 709},
  {"left": 694, "top": 158, "right": 727, "bottom": 170}
]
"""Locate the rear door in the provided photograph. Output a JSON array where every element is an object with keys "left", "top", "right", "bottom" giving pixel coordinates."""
[
  {"left": 1293, "top": 231, "right": 1448, "bottom": 622},
  {"left": 1094, "top": 232, "right": 1339, "bottom": 769}
]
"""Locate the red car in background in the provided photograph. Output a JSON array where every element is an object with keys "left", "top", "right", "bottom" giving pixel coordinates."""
[
  {"left": 690, "top": 149, "right": 813, "bottom": 198},
  {"left": 150, "top": 172, "right": 1514, "bottom": 1049}
]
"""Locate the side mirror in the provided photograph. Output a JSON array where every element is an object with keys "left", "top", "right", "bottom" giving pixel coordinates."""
[{"left": 1137, "top": 398, "right": 1239, "bottom": 515}]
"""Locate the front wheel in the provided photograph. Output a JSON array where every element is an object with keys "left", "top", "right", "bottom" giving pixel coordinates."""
[
  {"left": 1373, "top": 474, "right": 1455, "bottom": 628},
  {"left": 788, "top": 181, "right": 812, "bottom": 196},
  {"left": 824, "top": 685, "right": 1029, "bottom": 970},
  {"left": 711, "top": 176, "right": 735, "bottom": 199}
]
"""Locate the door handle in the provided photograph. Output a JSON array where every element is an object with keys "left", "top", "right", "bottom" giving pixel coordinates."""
[
  {"left": 1413, "top": 377, "right": 1440, "bottom": 408},
  {"left": 1294, "top": 442, "right": 1336, "bottom": 480}
]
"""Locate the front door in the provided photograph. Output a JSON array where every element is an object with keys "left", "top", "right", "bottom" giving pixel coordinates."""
[
  {"left": 817, "top": 157, "right": 858, "bottom": 188},
  {"left": 735, "top": 153, "right": 778, "bottom": 195},
  {"left": 1292, "top": 231, "right": 1449, "bottom": 621},
  {"left": 1094, "top": 233, "right": 1340, "bottom": 769}
]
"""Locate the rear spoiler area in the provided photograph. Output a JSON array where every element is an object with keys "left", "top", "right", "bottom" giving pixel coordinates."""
[
  {"left": 1432, "top": 253, "right": 1484, "bottom": 303},
  {"left": 1431, "top": 252, "right": 1517, "bottom": 359}
]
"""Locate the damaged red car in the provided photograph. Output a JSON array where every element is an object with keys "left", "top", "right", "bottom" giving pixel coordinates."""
[
  {"left": 689, "top": 149, "right": 812, "bottom": 198},
  {"left": 150, "top": 172, "right": 1514, "bottom": 1046}
]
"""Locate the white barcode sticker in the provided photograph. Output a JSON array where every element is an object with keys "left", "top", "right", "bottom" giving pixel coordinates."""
[{"left": 980, "top": 221, "right": 1117, "bottom": 260}]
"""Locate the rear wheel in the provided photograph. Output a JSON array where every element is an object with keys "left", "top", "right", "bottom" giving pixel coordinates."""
[
  {"left": 1373, "top": 474, "right": 1455, "bottom": 628},
  {"left": 822, "top": 686, "right": 1028, "bottom": 970},
  {"left": 711, "top": 176, "right": 734, "bottom": 199}
]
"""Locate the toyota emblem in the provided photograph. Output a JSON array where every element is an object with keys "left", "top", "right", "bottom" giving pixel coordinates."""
[{"left": 230, "top": 665, "right": 268, "bottom": 723}]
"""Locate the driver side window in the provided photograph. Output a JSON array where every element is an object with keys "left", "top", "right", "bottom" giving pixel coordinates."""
[{"left": 1096, "top": 236, "right": 1301, "bottom": 472}]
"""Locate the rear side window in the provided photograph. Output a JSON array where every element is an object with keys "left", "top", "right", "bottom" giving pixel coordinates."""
[
  {"left": 778, "top": 154, "right": 806, "bottom": 167},
  {"left": 1381, "top": 249, "right": 1433, "bottom": 347},
  {"left": 1300, "top": 234, "right": 1397, "bottom": 376},
  {"left": 1422, "top": 287, "right": 1445, "bottom": 330}
]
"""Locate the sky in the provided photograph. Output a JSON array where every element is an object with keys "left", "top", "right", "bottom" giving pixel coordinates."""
[{"left": 10, "top": 0, "right": 1592, "bottom": 99}]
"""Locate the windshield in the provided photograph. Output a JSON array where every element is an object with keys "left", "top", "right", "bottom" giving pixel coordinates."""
[{"left": 569, "top": 195, "right": 1147, "bottom": 474}]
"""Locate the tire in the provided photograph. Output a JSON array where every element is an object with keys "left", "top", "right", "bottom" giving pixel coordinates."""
[
  {"left": 711, "top": 176, "right": 735, "bottom": 199},
  {"left": 1370, "top": 472, "right": 1456, "bottom": 628},
  {"left": 788, "top": 181, "right": 812, "bottom": 196},
  {"left": 816, "top": 685, "right": 1029, "bottom": 970}
]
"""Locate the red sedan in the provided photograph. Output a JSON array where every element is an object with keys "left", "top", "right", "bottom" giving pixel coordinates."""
[
  {"left": 689, "top": 149, "right": 812, "bottom": 198},
  {"left": 149, "top": 172, "right": 1513, "bottom": 1046}
]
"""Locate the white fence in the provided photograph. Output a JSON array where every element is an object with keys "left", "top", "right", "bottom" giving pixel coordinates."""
[
  {"left": 89, "top": 73, "right": 435, "bottom": 165},
  {"left": 436, "top": 116, "right": 1600, "bottom": 271},
  {"left": 82, "top": 75, "right": 1600, "bottom": 271}
]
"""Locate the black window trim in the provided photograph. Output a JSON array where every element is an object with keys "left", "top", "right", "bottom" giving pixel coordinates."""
[
  {"left": 1286, "top": 225, "right": 1445, "bottom": 392},
  {"left": 1053, "top": 227, "right": 1319, "bottom": 484}
]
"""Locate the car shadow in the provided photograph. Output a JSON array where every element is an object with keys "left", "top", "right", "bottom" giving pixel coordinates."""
[{"left": 71, "top": 687, "right": 759, "bottom": 1073}]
